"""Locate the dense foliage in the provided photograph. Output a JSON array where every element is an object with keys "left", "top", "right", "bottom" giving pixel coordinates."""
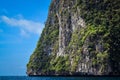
[
  {"left": 27, "top": 0, "right": 120, "bottom": 75},
  {"left": 76, "top": 0, "right": 120, "bottom": 74}
]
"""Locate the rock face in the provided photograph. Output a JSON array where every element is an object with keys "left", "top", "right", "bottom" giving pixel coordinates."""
[{"left": 27, "top": 0, "right": 120, "bottom": 76}]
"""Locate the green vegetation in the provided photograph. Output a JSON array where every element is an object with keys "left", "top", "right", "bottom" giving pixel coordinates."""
[
  {"left": 75, "top": 0, "right": 120, "bottom": 74},
  {"left": 27, "top": 9, "right": 59, "bottom": 74},
  {"left": 50, "top": 55, "right": 70, "bottom": 74},
  {"left": 67, "top": 23, "right": 109, "bottom": 72},
  {"left": 27, "top": 0, "right": 120, "bottom": 75}
]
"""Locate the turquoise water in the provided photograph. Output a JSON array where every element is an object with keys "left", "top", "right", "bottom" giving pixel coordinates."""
[{"left": 0, "top": 77, "right": 120, "bottom": 80}]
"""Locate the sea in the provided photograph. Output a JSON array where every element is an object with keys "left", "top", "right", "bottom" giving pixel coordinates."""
[{"left": 0, "top": 76, "right": 120, "bottom": 80}]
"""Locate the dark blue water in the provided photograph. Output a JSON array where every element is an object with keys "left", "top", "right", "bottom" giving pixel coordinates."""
[{"left": 0, "top": 76, "right": 119, "bottom": 80}]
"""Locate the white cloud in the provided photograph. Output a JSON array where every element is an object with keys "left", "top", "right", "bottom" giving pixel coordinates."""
[{"left": 0, "top": 15, "right": 44, "bottom": 35}]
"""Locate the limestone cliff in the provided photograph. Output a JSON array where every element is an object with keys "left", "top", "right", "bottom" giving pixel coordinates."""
[{"left": 27, "top": 0, "right": 120, "bottom": 76}]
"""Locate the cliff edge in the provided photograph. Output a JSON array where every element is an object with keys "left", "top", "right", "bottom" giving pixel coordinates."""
[{"left": 27, "top": 0, "right": 120, "bottom": 76}]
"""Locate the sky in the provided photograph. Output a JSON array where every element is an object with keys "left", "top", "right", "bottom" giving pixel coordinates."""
[{"left": 0, "top": 0, "right": 51, "bottom": 76}]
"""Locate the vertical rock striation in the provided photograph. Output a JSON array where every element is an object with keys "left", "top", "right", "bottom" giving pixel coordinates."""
[{"left": 27, "top": 0, "right": 120, "bottom": 76}]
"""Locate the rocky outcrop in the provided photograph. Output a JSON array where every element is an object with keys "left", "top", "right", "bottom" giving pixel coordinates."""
[{"left": 27, "top": 0, "right": 120, "bottom": 76}]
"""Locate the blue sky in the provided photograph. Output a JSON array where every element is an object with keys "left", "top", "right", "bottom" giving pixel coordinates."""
[{"left": 0, "top": 0, "right": 51, "bottom": 76}]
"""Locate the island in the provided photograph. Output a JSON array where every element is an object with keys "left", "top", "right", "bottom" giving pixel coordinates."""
[{"left": 27, "top": 0, "right": 120, "bottom": 76}]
